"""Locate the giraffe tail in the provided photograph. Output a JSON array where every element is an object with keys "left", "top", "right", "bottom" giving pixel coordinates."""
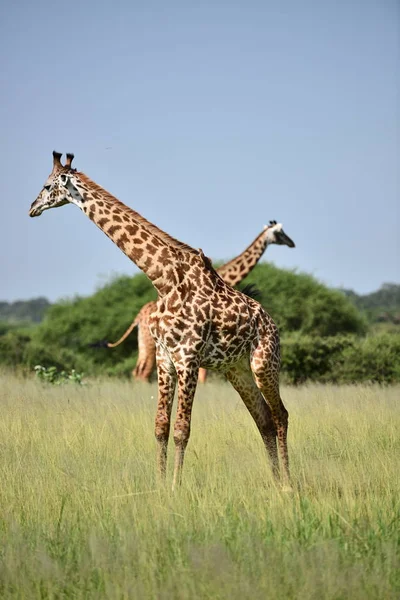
[
  {"left": 89, "top": 314, "right": 140, "bottom": 349},
  {"left": 105, "top": 314, "right": 141, "bottom": 348}
]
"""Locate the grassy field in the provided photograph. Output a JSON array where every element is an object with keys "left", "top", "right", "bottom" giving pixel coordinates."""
[{"left": 0, "top": 372, "right": 399, "bottom": 599}]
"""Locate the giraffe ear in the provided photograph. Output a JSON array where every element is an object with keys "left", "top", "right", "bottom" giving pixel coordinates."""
[
  {"left": 65, "top": 153, "right": 75, "bottom": 168},
  {"left": 52, "top": 151, "right": 63, "bottom": 172}
]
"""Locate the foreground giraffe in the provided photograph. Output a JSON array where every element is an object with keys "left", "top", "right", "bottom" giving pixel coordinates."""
[
  {"left": 104, "top": 223, "right": 295, "bottom": 383},
  {"left": 30, "top": 152, "right": 292, "bottom": 489}
]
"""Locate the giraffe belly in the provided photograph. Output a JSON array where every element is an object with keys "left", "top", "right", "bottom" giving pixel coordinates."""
[
  {"left": 150, "top": 293, "right": 261, "bottom": 371},
  {"left": 200, "top": 334, "right": 252, "bottom": 371}
]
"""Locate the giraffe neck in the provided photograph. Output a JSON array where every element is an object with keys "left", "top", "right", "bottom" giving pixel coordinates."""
[
  {"left": 69, "top": 172, "right": 197, "bottom": 297},
  {"left": 216, "top": 227, "right": 270, "bottom": 287}
]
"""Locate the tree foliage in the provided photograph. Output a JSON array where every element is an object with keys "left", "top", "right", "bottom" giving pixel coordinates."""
[
  {"left": 342, "top": 283, "right": 400, "bottom": 324},
  {"left": 281, "top": 333, "right": 400, "bottom": 384},
  {"left": 242, "top": 264, "right": 367, "bottom": 336},
  {"left": 0, "top": 297, "right": 50, "bottom": 323},
  {"left": 24, "top": 273, "right": 156, "bottom": 375},
  {"left": 1, "top": 265, "right": 398, "bottom": 383}
]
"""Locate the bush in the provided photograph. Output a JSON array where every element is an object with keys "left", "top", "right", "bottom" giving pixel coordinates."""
[
  {"left": 25, "top": 273, "right": 155, "bottom": 376},
  {"left": 2, "top": 267, "right": 396, "bottom": 383},
  {"left": 0, "top": 330, "right": 32, "bottom": 368},
  {"left": 243, "top": 264, "right": 367, "bottom": 336},
  {"left": 34, "top": 365, "right": 84, "bottom": 385},
  {"left": 281, "top": 335, "right": 355, "bottom": 384},
  {"left": 281, "top": 333, "right": 400, "bottom": 385},
  {"left": 23, "top": 338, "right": 85, "bottom": 373},
  {"left": 336, "top": 334, "right": 400, "bottom": 384}
]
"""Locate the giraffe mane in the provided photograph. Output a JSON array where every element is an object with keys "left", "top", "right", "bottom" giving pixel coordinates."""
[{"left": 76, "top": 172, "right": 198, "bottom": 255}]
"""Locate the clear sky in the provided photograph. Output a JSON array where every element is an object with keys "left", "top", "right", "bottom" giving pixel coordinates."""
[{"left": 1, "top": 0, "right": 398, "bottom": 302}]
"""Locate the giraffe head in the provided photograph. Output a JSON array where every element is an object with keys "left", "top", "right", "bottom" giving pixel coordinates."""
[
  {"left": 264, "top": 220, "right": 295, "bottom": 248},
  {"left": 29, "top": 151, "right": 83, "bottom": 217}
]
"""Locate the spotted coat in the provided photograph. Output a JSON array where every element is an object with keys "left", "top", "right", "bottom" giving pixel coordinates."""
[{"left": 29, "top": 152, "right": 292, "bottom": 489}]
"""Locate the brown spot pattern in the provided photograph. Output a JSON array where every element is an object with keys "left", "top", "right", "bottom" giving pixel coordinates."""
[{"left": 31, "top": 160, "right": 291, "bottom": 490}]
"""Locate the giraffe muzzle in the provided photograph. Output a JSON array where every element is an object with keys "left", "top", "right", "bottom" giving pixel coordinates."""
[
  {"left": 278, "top": 230, "right": 295, "bottom": 248},
  {"left": 29, "top": 203, "right": 41, "bottom": 217}
]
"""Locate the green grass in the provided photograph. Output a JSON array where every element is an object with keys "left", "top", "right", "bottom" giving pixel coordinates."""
[{"left": 0, "top": 373, "right": 399, "bottom": 599}]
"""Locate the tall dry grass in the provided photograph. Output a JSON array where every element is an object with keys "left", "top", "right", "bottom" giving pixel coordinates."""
[{"left": 0, "top": 372, "right": 399, "bottom": 599}]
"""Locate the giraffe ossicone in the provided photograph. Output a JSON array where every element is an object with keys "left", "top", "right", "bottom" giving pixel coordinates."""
[{"left": 29, "top": 151, "right": 292, "bottom": 490}]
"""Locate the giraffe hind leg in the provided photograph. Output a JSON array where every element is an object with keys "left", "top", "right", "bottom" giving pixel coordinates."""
[
  {"left": 134, "top": 353, "right": 156, "bottom": 382},
  {"left": 250, "top": 348, "right": 291, "bottom": 489},
  {"left": 226, "top": 363, "right": 279, "bottom": 481},
  {"left": 198, "top": 367, "right": 207, "bottom": 383},
  {"left": 134, "top": 317, "right": 157, "bottom": 382}
]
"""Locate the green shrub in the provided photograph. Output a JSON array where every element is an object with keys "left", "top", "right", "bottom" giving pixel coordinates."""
[
  {"left": 0, "top": 330, "right": 32, "bottom": 367},
  {"left": 281, "top": 335, "right": 355, "bottom": 384},
  {"left": 34, "top": 365, "right": 84, "bottom": 385},
  {"left": 281, "top": 333, "right": 400, "bottom": 385},
  {"left": 243, "top": 264, "right": 367, "bottom": 336},
  {"left": 23, "top": 338, "right": 85, "bottom": 373},
  {"left": 336, "top": 334, "right": 400, "bottom": 384},
  {"left": 25, "top": 273, "right": 155, "bottom": 376},
  {"left": 2, "top": 267, "right": 396, "bottom": 384}
]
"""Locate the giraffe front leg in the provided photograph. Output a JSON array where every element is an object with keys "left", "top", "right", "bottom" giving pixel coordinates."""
[
  {"left": 172, "top": 364, "right": 199, "bottom": 491},
  {"left": 155, "top": 353, "right": 177, "bottom": 480}
]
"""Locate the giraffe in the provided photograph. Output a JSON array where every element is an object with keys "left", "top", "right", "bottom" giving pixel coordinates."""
[
  {"left": 104, "top": 223, "right": 295, "bottom": 383},
  {"left": 106, "top": 301, "right": 158, "bottom": 382},
  {"left": 29, "top": 152, "right": 293, "bottom": 489}
]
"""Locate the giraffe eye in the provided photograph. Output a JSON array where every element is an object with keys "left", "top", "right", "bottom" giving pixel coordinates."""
[
  {"left": 60, "top": 174, "right": 68, "bottom": 185},
  {"left": 44, "top": 185, "right": 51, "bottom": 191}
]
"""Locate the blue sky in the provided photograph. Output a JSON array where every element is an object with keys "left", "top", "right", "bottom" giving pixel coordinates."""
[{"left": 1, "top": 0, "right": 398, "bottom": 302}]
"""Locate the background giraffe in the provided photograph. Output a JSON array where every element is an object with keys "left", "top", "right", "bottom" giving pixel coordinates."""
[
  {"left": 29, "top": 152, "right": 292, "bottom": 489},
  {"left": 103, "top": 223, "right": 295, "bottom": 382}
]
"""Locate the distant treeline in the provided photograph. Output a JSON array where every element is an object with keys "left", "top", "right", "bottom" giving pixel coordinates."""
[
  {"left": 1, "top": 265, "right": 399, "bottom": 384},
  {"left": 2, "top": 283, "right": 399, "bottom": 326},
  {"left": 0, "top": 297, "right": 50, "bottom": 323},
  {"left": 342, "top": 283, "right": 400, "bottom": 324}
]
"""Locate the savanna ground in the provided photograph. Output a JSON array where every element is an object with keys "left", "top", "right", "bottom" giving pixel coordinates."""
[{"left": 0, "top": 372, "right": 399, "bottom": 599}]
